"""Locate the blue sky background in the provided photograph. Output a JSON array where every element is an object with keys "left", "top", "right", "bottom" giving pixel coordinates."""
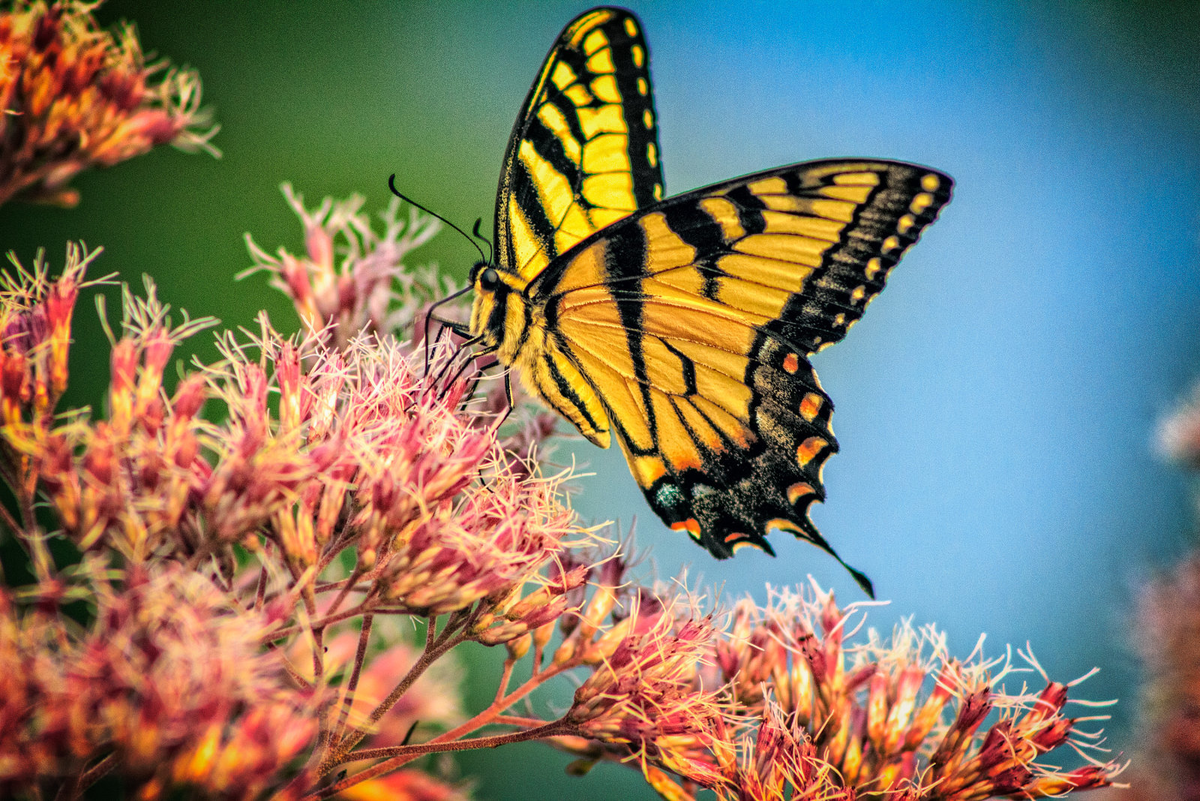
[{"left": 5, "top": 2, "right": 1200, "bottom": 797}]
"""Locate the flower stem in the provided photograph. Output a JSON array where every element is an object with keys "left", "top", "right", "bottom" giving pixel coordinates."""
[
  {"left": 308, "top": 721, "right": 572, "bottom": 800},
  {"left": 329, "top": 613, "right": 374, "bottom": 746},
  {"left": 319, "top": 611, "right": 469, "bottom": 772}
]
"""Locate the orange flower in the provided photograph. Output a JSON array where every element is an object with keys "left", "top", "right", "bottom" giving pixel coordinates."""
[
  {"left": 0, "top": 0, "right": 217, "bottom": 207},
  {"left": 0, "top": 244, "right": 106, "bottom": 427},
  {"left": 707, "top": 584, "right": 1121, "bottom": 799},
  {"left": 565, "top": 596, "right": 726, "bottom": 788},
  {"left": 0, "top": 564, "right": 320, "bottom": 798}
]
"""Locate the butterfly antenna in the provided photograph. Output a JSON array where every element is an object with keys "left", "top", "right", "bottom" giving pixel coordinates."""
[
  {"left": 388, "top": 174, "right": 487, "bottom": 266},
  {"left": 472, "top": 218, "right": 494, "bottom": 265}
]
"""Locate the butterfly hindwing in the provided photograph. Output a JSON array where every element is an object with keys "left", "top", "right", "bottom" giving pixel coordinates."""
[
  {"left": 529, "top": 160, "right": 952, "bottom": 589},
  {"left": 496, "top": 7, "right": 664, "bottom": 281}
]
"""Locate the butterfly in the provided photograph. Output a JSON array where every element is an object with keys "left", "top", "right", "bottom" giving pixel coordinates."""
[{"left": 460, "top": 7, "right": 952, "bottom": 597}]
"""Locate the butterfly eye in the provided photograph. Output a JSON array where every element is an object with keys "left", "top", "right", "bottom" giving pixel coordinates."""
[{"left": 479, "top": 267, "right": 500, "bottom": 291}]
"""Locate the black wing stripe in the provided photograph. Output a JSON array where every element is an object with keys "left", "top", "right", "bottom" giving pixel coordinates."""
[{"left": 496, "top": 8, "right": 664, "bottom": 277}]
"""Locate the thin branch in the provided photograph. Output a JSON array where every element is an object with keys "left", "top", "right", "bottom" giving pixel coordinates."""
[
  {"left": 329, "top": 613, "right": 374, "bottom": 747},
  {"left": 494, "top": 658, "right": 516, "bottom": 706},
  {"left": 264, "top": 602, "right": 372, "bottom": 642},
  {"left": 321, "top": 615, "right": 468, "bottom": 771},
  {"left": 74, "top": 754, "right": 115, "bottom": 797},
  {"left": 491, "top": 713, "right": 550, "bottom": 728},
  {"left": 308, "top": 721, "right": 572, "bottom": 800}
]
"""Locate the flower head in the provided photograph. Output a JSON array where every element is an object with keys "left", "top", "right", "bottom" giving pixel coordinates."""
[
  {"left": 242, "top": 184, "right": 442, "bottom": 351},
  {"left": 0, "top": 0, "right": 217, "bottom": 207},
  {"left": 0, "top": 244, "right": 107, "bottom": 426},
  {"left": 1157, "top": 382, "right": 1200, "bottom": 468},
  {"left": 6, "top": 276, "right": 216, "bottom": 559},
  {"left": 563, "top": 593, "right": 727, "bottom": 788},
  {"left": 708, "top": 584, "right": 1120, "bottom": 800},
  {"left": 0, "top": 563, "right": 320, "bottom": 798},
  {"left": 1125, "top": 553, "right": 1200, "bottom": 800}
]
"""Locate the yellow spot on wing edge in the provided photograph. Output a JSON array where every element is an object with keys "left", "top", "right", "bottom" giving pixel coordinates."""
[
  {"left": 921, "top": 173, "right": 941, "bottom": 191},
  {"left": 631, "top": 43, "right": 645, "bottom": 68},
  {"left": 797, "top": 436, "right": 828, "bottom": 466},
  {"left": 583, "top": 29, "right": 607, "bottom": 55},
  {"left": 624, "top": 17, "right": 637, "bottom": 37},
  {"left": 786, "top": 483, "right": 815, "bottom": 505},
  {"left": 551, "top": 62, "right": 576, "bottom": 91}
]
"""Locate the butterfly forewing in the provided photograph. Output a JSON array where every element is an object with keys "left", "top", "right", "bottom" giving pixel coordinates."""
[
  {"left": 496, "top": 7, "right": 665, "bottom": 281},
  {"left": 530, "top": 160, "right": 951, "bottom": 590}
]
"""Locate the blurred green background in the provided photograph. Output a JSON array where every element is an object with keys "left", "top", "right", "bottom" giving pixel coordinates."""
[{"left": 4, "top": 1, "right": 1200, "bottom": 798}]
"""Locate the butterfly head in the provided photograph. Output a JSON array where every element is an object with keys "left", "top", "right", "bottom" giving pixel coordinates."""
[{"left": 468, "top": 261, "right": 529, "bottom": 360}]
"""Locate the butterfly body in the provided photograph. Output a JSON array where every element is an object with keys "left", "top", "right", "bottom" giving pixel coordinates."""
[{"left": 467, "top": 7, "right": 952, "bottom": 595}]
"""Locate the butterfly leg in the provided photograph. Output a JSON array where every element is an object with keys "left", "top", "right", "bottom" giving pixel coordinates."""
[
  {"left": 421, "top": 283, "right": 474, "bottom": 378},
  {"left": 426, "top": 334, "right": 486, "bottom": 400},
  {"left": 492, "top": 369, "right": 516, "bottom": 431}
]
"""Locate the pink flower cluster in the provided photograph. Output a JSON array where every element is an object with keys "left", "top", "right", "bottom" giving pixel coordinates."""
[
  {"left": 0, "top": 1, "right": 218, "bottom": 207},
  {"left": 0, "top": 564, "right": 318, "bottom": 799}
]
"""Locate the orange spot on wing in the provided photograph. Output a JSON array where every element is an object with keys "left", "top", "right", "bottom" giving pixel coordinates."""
[
  {"left": 796, "top": 437, "right": 828, "bottom": 466},
  {"left": 671, "top": 518, "right": 702, "bottom": 541},
  {"left": 783, "top": 353, "right": 799, "bottom": 373},
  {"left": 799, "top": 393, "right": 823, "bottom": 422}
]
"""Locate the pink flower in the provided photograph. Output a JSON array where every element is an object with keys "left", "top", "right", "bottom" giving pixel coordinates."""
[{"left": 0, "top": 1, "right": 217, "bottom": 207}]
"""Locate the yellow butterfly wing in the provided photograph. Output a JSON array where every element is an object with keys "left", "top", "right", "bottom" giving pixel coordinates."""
[
  {"left": 495, "top": 7, "right": 664, "bottom": 282},
  {"left": 523, "top": 160, "right": 953, "bottom": 595}
]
